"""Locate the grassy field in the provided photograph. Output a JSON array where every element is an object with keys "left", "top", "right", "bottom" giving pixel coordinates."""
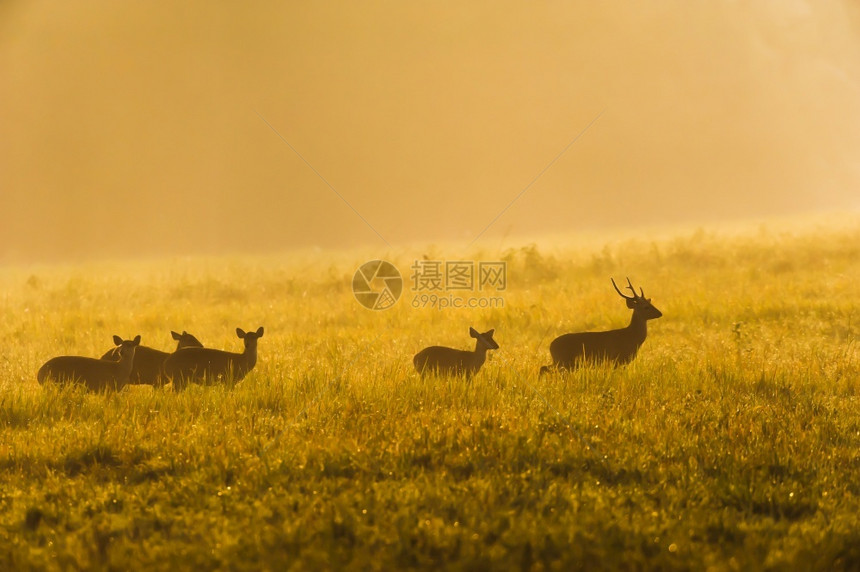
[{"left": 1, "top": 219, "right": 859, "bottom": 570}]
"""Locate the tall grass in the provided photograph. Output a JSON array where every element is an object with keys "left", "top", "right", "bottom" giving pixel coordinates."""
[{"left": 1, "top": 221, "right": 859, "bottom": 569}]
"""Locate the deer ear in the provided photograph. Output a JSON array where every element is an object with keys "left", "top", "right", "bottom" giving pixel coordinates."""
[
  {"left": 256, "top": 326, "right": 264, "bottom": 337},
  {"left": 236, "top": 328, "right": 246, "bottom": 338},
  {"left": 485, "top": 329, "right": 495, "bottom": 337},
  {"left": 469, "top": 327, "right": 478, "bottom": 338},
  {"left": 171, "top": 331, "right": 181, "bottom": 340},
  {"left": 133, "top": 335, "right": 141, "bottom": 345},
  {"left": 113, "top": 335, "right": 122, "bottom": 346}
]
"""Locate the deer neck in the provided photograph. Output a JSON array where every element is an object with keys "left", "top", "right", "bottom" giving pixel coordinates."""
[
  {"left": 243, "top": 341, "right": 258, "bottom": 369},
  {"left": 117, "top": 348, "right": 136, "bottom": 379},
  {"left": 472, "top": 341, "right": 490, "bottom": 365},
  {"left": 627, "top": 312, "right": 649, "bottom": 344}
]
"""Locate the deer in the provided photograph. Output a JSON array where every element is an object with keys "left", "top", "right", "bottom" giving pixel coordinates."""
[
  {"left": 413, "top": 327, "right": 499, "bottom": 378},
  {"left": 38, "top": 335, "right": 142, "bottom": 392},
  {"left": 540, "top": 278, "right": 662, "bottom": 374},
  {"left": 162, "top": 327, "right": 263, "bottom": 389},
  {"left": 100, "top": 330, "right": 203, "bottom": 386}
]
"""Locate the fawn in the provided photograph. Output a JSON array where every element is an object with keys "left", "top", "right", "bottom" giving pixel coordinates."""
[
  {"left": 38, "top": 335, "right": 142, "bottom": 392},
  {"left": 162, "top": 327, "right": 263, "bottom": 389},
  {"left": 413, "top": 327, "right": 499, "bottom": 378},
  {"left": 101, "top": 330, "right": 203, "bottom": 386}
]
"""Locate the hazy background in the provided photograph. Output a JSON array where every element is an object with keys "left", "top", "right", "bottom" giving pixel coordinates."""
[{"left": 1, "top": 1, "right": 859, "bottom": 263}]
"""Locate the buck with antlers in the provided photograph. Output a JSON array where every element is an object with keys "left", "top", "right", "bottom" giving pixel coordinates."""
[{"left": 540, "top": 278, "right": 662, "bottom": 374}]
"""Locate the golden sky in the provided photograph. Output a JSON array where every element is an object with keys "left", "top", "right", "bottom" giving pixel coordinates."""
[{"left": 1, "top": 1, "right": 859, "bottom": 262}]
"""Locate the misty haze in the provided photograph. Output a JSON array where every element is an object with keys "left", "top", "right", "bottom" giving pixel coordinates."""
[{"left": 1, "top": 2, "right": 859, "bottom": 262}]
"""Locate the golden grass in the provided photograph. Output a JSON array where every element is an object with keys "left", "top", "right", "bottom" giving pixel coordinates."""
[{"left": 1, "top": 219, "right": 859, "bottom": 569}]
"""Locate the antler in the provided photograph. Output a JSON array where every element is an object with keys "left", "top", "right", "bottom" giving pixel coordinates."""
[{"left": 611, "top": 277, "right": 642, "bottom": 300}]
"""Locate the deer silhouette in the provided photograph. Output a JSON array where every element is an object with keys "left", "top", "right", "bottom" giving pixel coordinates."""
[
  {"left": 413, "top": 327, "right": 499, "bottom": 378},
  {"left": 540, "top": 278, "right": 662, "bottom": 374},
  {"left": 163, "top": 327, "right": 263, "bottom": 389},
  {"left": 100, "top": 330, "right": 203, "bottom": 386},
  {"left": 38, "top": 335, "right": 142, "bottom": 392}
]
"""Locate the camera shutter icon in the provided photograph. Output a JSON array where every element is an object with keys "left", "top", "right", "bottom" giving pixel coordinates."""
[{"left": 352, "top": 260, "right": 403, "bottom": 310}]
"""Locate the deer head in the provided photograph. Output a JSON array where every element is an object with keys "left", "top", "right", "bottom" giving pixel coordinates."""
[
  {"left": 611, "top": 277, "right": 662, "bottom": 320},
  {"left": 469, "top": 327, "right": 500, "bottom": 350}
]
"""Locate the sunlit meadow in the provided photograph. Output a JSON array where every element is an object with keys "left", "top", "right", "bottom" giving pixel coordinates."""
[{"left": 1, "top": 221, "right": 859, "bottom": 570}]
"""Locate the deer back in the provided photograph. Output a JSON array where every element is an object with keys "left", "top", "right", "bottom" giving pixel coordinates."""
[{"left": 413, "top": 346, "right": 480, "bottom": 376}]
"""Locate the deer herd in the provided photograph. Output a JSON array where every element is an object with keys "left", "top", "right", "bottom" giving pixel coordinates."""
[{"left": 37, "top": 278, "right": 662, "bottom": 392}]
